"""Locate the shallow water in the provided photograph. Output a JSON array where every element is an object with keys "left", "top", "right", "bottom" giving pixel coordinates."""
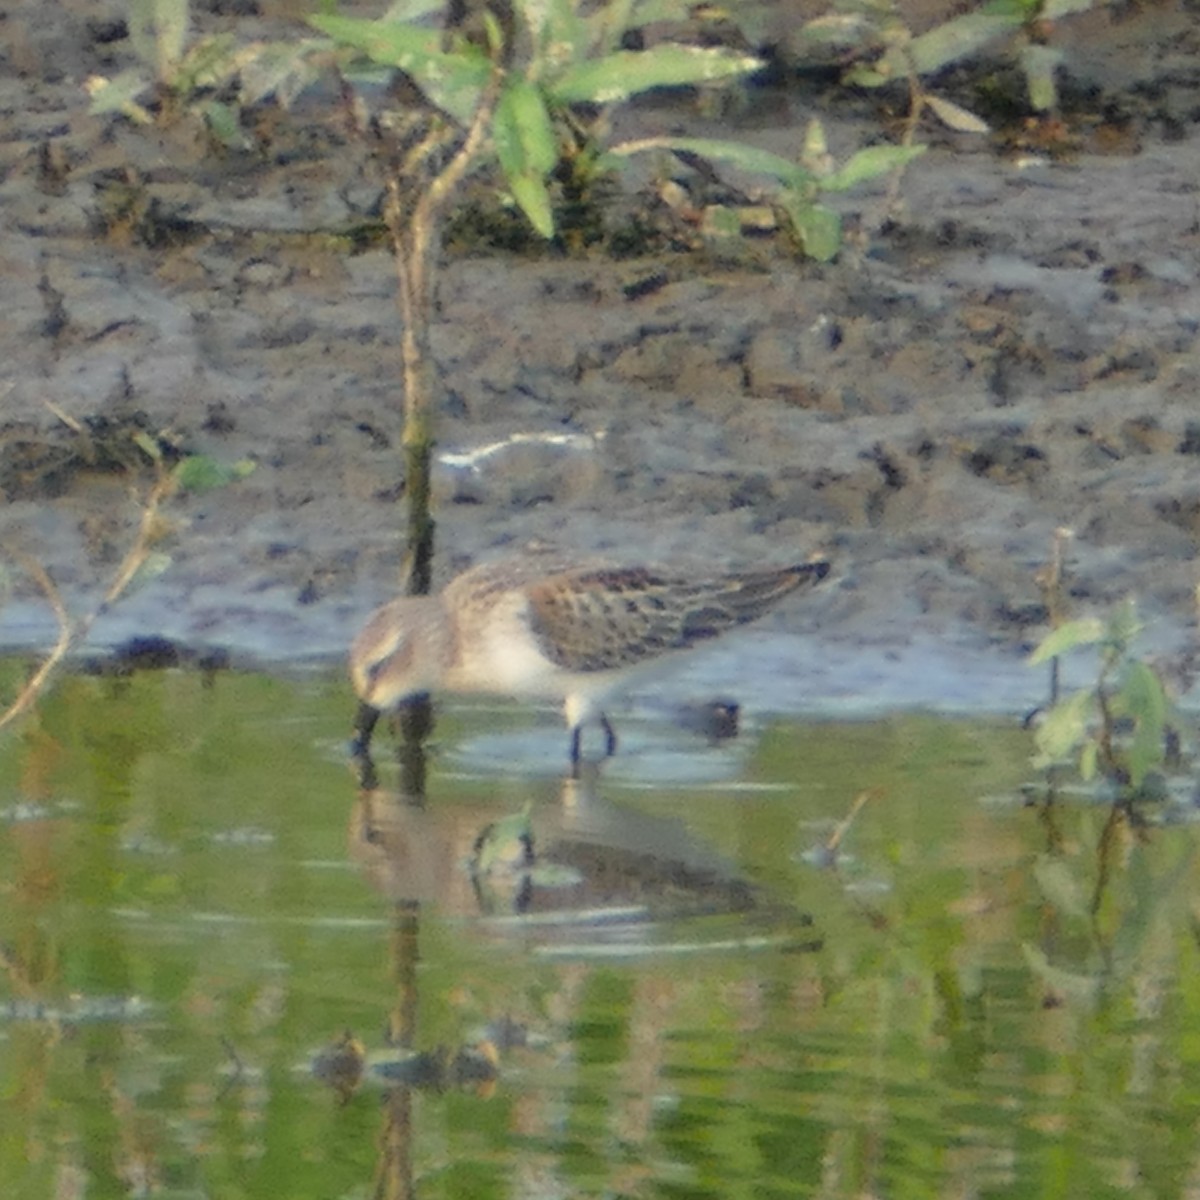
[{"left": 2, "top": 664, "right": 1200, "bottom": 1199}]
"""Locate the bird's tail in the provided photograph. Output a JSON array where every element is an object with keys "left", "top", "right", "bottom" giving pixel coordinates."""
[{"left": 724, "top": 559, "right": 831, "bottom": 620}]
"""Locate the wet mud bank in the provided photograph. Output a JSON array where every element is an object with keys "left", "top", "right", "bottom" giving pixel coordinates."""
[{"left": 1, "top": 3, "right": 1199, "bottom": 716}]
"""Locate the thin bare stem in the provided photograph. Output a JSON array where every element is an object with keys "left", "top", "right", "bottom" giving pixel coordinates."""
[
  {"left": 825, "top": 787, "right": 880, "bottom": 856},
  {"left": 385, "top": 70, "right": 502, "bottom": 599},
  {"left": 0, "top": 471, "right": 176, "bottom": 732}
]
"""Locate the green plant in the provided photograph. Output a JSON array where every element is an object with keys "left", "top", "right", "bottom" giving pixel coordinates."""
[
  {"left": 298, "top": 0, "right": 774, "bottom": 785},
  {"left": 303, "top": 0, "right": 766, "bottom": 587},
  {"left": 0, "top": 433, "right": 253, "bottom": 732},
  {"left": 1029, "top": 599, "right": 1175, "bottom": 800},
  {"left": 609, "top": 119, "right": 925, "bottom": 262},
  {"left": 309, "top": 0, "right": 765, "bottom": 241},
  {"left": 86, "top": 0, "right": 329, "bottom": 147},
  {"left": 801, "top": 0, "right": 1107, "bottom": 135}
]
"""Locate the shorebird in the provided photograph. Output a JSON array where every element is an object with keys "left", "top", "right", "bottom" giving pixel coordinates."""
[{"left": 350, "top": 553, "right": 831, "bottom": 772}]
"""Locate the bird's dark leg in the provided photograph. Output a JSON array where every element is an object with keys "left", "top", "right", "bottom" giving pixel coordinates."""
[
  {"left": 351, "top": 701, "right": 380, "bottom": 757},
  {"left": 569, "top": 717, "right": 618, "bottom": 777},
  {"left": 350, "top": 702, "right": 381, "bottom": 790},
  {"left": 570, "top": 724, "right": 583, "bottom": 778},
  {"left": 601, "top": 715, "right": 618, "bottom": 759}
]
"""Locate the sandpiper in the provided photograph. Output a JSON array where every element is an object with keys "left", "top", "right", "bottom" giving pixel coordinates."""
[{"left": 350, "top": 552, "right": 831, "bottom": 772}]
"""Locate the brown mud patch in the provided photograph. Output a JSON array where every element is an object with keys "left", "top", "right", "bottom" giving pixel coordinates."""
[{"left": 1, "top": 2, "right": 1200, "bottom": 714}]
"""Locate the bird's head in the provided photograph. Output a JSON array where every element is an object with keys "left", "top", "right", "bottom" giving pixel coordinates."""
[{"left": 349, "top": 597, "right": 444, "bottom": 710}]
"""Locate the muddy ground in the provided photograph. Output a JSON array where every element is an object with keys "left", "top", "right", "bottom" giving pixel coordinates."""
[{"left": 1, "top": 1, "right": 1200, "bottom": 716}]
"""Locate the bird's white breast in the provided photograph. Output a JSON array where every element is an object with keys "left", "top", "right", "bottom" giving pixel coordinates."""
[{"left": 443, "top": 591, "right": 560, "bottom": 697}]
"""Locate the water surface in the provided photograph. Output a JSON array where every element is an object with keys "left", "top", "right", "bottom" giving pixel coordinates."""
[{"left": 1, "top": 664, "right": 1198, "bottom": 1198}]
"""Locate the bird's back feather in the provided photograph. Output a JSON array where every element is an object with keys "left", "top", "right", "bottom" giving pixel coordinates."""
[{"left": 524, "top": 561, "right": 829, "bottom": 673}]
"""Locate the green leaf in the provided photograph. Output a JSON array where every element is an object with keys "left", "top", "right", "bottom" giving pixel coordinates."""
[
  {"left": 307, "top": 14, "right": 490, "bottom": 123},
  {"left": 821, "top": 143, "right": 926, "bottom": 191},
  {"left": 172, "top": 455, "right": 254, "bottom": 493},
  {"left": 86, "top": 71, "right": 155, "bottom": 124},
  {"left": 493, "top": 80, "right": 558, "bottom": 238},
  {"left": 1029, "top": 617, "right": 1105, "bottom": 665},
  {"left": 1041, "top": 0, "right": 1098, "bottom": 18},
  {"left": 858, "top": 10, "right": 1023, "bottom": 85},
  {"left": 1103, "top": 597, "right": 1141, "bottom": 657},
  {"left": 172, "top": 32, "right": 238, "bottom": 93},
  {"left": 236, "top": 39, "right": 332, "bottom": 108},
  {"left": 1021, "top": 943, "right": 1101, "bottom": 1007},
  {"left": 1033, "top": 687, "right": 1094, "bottom": 763},
  {"left": 202, "top": 100, "right": 247, "bottom": 149},
  {"left": 472, "top": 803, "right": 533, "bottom": 873},
  {"left": 1117, "top": 660, "right": 1167, "bottom": 787},
  {"left": 309, "top": 13, "right": 435, "bottom": 62},
  {"left": 129, "top": 0, "right": 190, "bottom": 80},
  {"left": 924, "top": 94, "right": 991, "bottom": 134},
  {"left": 844, "top": 64, "right": 893, "bottom": 89},
  {"left": 1020, "top": 43, "right": 1063, "bottom": 113},
  {"left": 526, "top": 862, "right": 584, "bottom": 887},
  {"left": 701, "top": 205, "right": 743, "bottom": 239},
  {"left": 508, "top": 173, "right": 556, "bottom": 238},
  {"left": 799, "top": 12, "right": 888, "bottom": 49},
  {"left": 584, "top": 0, "right": 692, "bottom": 55},
  {"left": 1116, "top": 660, "right": 1167, "bottom": 723},
  {"left": 900, "top": 11, "right": 1024, "bottom": 76},
  {"left": 1112, "top": 846, "right": 1195, "bottom": 973},
  {"left": 133, "top": 431, "right": 163, "bottom": 462},
  {"left": 382, "top": 0, "right": 445, "bottom": 22},
  {"left": 129, "top": 550, "right": 174, "bottom": 592},
  {"left": 1033, "top": 855, "right": 1089, "bottom": 920},
  {"left": 608, "top": 136, "right": 813, "bottom": 190},
  {"left": 516, "top": 0, "right": 587, "bottom": 65},
  {"left": 551, "top": 44, "right": 761, "bottom": 104},
  {"left": 494, "top": 79, "right": 558, "bottom": 177},
  {"left": 780, "top": 195, "right": 842, "bottom": 262},
  {"left": 1079, "top": 738, "right": 1099, "bottom": 781},
  {"left": 801, "top": 116, "right": 830, "bottom": 173}
]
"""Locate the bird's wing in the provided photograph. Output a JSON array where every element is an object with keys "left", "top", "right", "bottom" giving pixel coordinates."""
[{"left": 524, "top": 562, "right": 829, "bottom": 673}]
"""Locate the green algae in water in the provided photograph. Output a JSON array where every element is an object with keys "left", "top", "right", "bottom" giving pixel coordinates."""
[{"left": 1, "top": 666, "right": 1199, "bottom": 1198}]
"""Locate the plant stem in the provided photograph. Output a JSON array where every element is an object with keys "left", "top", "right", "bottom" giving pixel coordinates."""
[
  {"left": 0, "top": 472, "right": 175, "bottom": 732},
  {"left": 384, "top": 72, "right": 501, "bottom": 599},
  {"left": 380, "top": 72, "right": 501, "bottom": 796}
]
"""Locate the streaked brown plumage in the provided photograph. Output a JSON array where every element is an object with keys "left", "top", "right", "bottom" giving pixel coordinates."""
[{"left": 351, "top": 553, "right": 830, "bottom": 770}]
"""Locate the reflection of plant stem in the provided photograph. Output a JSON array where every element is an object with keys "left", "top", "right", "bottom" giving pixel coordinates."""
[
  {"left": 1091, "top": 804, "right": 1120, "bottom": 922},
  {"left": 375, "top": 899, "right": 421, "bottom": 1200},
  {"left": 217, "top": 1036, "right": 247, "bottom": 1101},
  {"left": 0, "top": 471, "right": 175, "bottom": 732},
  {"left": 0, "top": 558, "right": 73, "bottom": 733},
  {"left": 375, "top": 1087, "right": 414, "bottom": 1200},
  {"left": 388, "top": 900, "right": 421, "bottom": 1048},
  {"left": 1033, "top": 791, "right": 1064, "bottom": 854}
]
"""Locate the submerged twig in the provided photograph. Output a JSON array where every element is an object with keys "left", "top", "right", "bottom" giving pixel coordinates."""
[
  {"left": 824, "top": 787, "right": 880, "bottom": 857},
  {"left": 0, "top": 556, "right": 73, "bottom": 732}
]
